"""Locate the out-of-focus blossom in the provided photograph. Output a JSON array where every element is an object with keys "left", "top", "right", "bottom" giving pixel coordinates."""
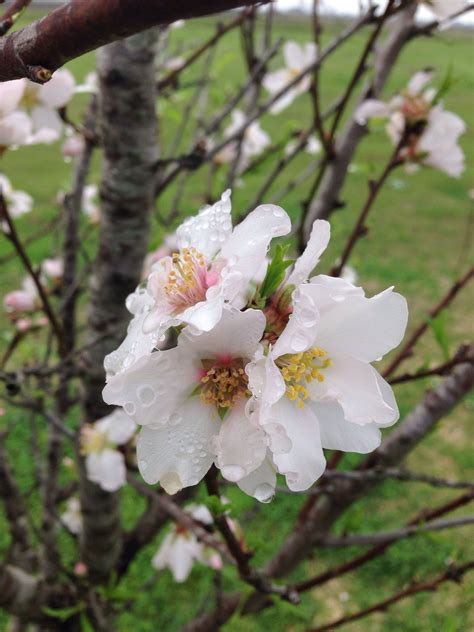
[
  {"left": 75, "top": 72, "right": 98, "bottom": 94},
  {"left": 356, "top": 71, "right": 466, "bottom": 178},
  {"left": 0, "top": 81, "right": 32, "bottom": 150},
  {"left": 163, "top": 56, "right": 185, "bottom": 72},
  {"left": 263, "top": 41, "right": 317, "bottom": 114},
  {"left": 74, "top": 561, "right": 88, "bottom": 577},
  {"left": 420, "top": 0, "right": 467, "bottom": 23},
  {"left": 215, "top": 110, "right": 270, "bottom": 173},
  {"left": 340, "top": 265, "right": 358, "bottom": 285},
  {"left": 62, "top": 132, "right": 85, "bottom": 161},
  {"left": 61, "top": 497, "right": 82, "bottom": 535},
  {"left": 0, "top": 174, "right": 33, "bottom": 219},
  {"left": 170, "top": 20, "right": 185, "bottom": 29},
  {"left": 3, "top": 276, "right": 38, "bottom": 314},
  {"left": 152, "top": 504, "right": 221, "bottom": 582},
  {"left": 82, "top": 184, "right": 100, "bottom": 224},
  {"left": 42, "top": 257, "right": 64, "bottom": 282},
  {"left": 19, "top": 70, "right": 76, "bottom": 143},
  {"left": 284, "top": 133, "right": 322, "bottom": 157},
  {"left": 80, "top": 410, "right": 136, "bottom": 492}
]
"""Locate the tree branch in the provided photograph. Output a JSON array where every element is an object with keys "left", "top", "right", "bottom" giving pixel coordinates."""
[{"left": 0, "top": 0, "right": 267, "bottom": 83}]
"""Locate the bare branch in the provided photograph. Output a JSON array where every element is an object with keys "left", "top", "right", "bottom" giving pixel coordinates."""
[{"left": 0, "top": 0, "right": 267, "bottom": 83}]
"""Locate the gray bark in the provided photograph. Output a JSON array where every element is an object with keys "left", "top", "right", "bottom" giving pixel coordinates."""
[{"left": 79, "top": 29, "right": 159, "bottom": 583}]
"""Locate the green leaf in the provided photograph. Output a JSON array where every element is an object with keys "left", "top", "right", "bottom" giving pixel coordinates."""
[
  {"left": 428, "top": 312, "right": 451, "bottom": 361},
  {"left": 433, "top": 65, "right": 455, "bottom": 104},
  {"left": 259, "top": 244, "right": 294, "bottom": 300},
  {"left": 42, "top": 605, "right": 83, "bottom": 621},
  {"left": 80, "top": 612, "right": 95, "bottom": 632}
]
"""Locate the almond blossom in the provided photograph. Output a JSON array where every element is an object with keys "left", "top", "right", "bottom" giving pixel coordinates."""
[
  {"left": 80, "top": 410, "right": 136, "bottom": 492},
  {"left": 3, "top": 276, "right": 38, "bottom": 314},
  {"left": 61, "top": 497, "right": 83, "bottom": 535},
  {"left": 420, "top": 0, "right": 467, "bottom": 22},
  {"left": 18, "top": 70, "right": 76, "bottom": 144},
  {"left": 285, "top": 133, "right": 322, "bottom": 157},
  {"left": 356, "top": 70, "right": 466, "bottom": 177},
  {"left": 140, "top": 190, "right": 290, "bottom": 339},
  {"left": 244, "top": 220, "right": 407, "bottom": 495},
  {"left": 263, "top": 41, "right": 317, "bottom": 114},
  {"left": 0, "top": 81, "right": 32, "bottom": 151},
  {"left": 214, "top": 111, "right": 271, "bottom": 173},
  {"left": 0, "top": 174, "right": 33, "bottom": 220},
  {"left": 82, "top": 184, "right": 100, "bottom": 224},
  {"left": 103, "top": 308, "right": 269, "bottom": 494},
  {"left": 152, "top": 504, "right": 222, "bottom": 582}
]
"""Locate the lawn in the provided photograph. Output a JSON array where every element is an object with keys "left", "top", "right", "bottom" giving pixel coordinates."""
[{"left": 1, "top": 9, "right": 473, "bottom": 632}]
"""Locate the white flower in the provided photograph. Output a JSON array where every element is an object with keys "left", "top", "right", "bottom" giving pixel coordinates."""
[
  {"left": 356, "top": 71, "right": 466, "bottom": 178},
  {"left": 103, "top": 308, "right": 269, "bottom": 495},
  {"left": 104, "top": 287, "right": 162, "bottom": 378},
  {"left": 245, "top": 220, "right": 408, "bottom": 494},
  {"left": 0, "top": 81, "right": 32, "bottom": 150},
  {"left": 0, "top": 174, "right": 33, "bottom": 219},
  {"left": 215, "top": 111, "right": 270, "bottom": 173},
  {"left": 3, "top": 276, "right": 38, "bottom": 314},
  {"left": 152, "top": 504, "right": 222, "bottom": 582},
  {"left": 80, "top": 410, "right": 136, "bottom": 492},
  {"left": 62, "top": 132, "right": 85, "bottom": 161},
  {"left": 41, "top": 257, "right": 64, "bottom": 282},
  {"left": 19, "top": 69, "right": 76, "bottom": 144},
  {"left": 140, "top": 190, "right": 290, "bottom": 340},
  {"left": 341, "top": 265, "right": 358, "bottom": 285},
  {"left": 75, "top": 72, "right": 98, "bottom": 94},
  {"left": 263, "top": 41, "right": 317, "bottom": 114},
  {"left": 421, "top": 0, "right": 467, "bottom": 22},
  {"left": 82, "top": 184, "right": 100, "bottom": 224},
  {"left": 61, "top": 497, "right": 82, "bottom": 535},
  {"left": 284, "top": 133, "right": 322, "bottom": 157}
]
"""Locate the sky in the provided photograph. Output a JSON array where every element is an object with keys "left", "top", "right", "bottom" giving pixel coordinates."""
[{"left": 273, "top": 1, "right": 473, "bottom": 25}]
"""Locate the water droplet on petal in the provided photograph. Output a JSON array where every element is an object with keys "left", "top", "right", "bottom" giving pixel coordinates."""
[
  {"left": 221, "top": 465, "right": 245, "bottom": 482},
  {"left": 138, "top": 459, "right": 148, "bottom": 472},
  {"left": 169, "top": 412, "right": 182, "bottom": 426},
  {"left": 290, "top": 331, "right": 311, "bottom": 352},
  {"left": 272, "top": 208, "right": 284, "bottom": 218},
  {"left": 254, "top": 483, "right": 274, "bottom": 503},
  {"left": 124, "top": 401, "right": 136, "bottom": 416},
  {"left": 161, "top": 471, "right": 182, "bottom": 495},
  {"left": 137, "top": 385, "right": 156, "bottom": 407}
]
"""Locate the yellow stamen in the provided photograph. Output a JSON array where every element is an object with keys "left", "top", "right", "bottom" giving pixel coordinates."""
[{"left": 277, "top": 347, "right": 332, "bottom": 408}]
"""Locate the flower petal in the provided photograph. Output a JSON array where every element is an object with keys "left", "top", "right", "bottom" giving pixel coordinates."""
[
  {"left": 313, "top": 354, "right": 398, "bottom": 426},
  {"left": 355, "top": 99, "right": 390, "bottom": 125},
  {"left": 178, "top": 306, "right": 266, "bottom": 361},
  {"left": 103, "top": 347, "right": 196, "bottom": 427},
  {"left": 220, "top": 204, "right": 291, "bottom": 294},
  {"left": 316, "top": 287, "right": 408, "bottom": 363},
  {"left": 38, "top": 69, "right": 76, "bottom": 108},
  {"left": 136, "top": 399, "right": 218, "bottom": 491},
  {"left": 283, "top": 41, "right": 305, "bottom": 70},
  {"left": 97, "top": 409, "right": 136, "bottom": 445},
  {"left": 312, "top": 400, "right": 382, "bottom": 453},
  {"left": 176, "top": 189, "right": 232, "bottom": 259},
  {"left": 214, "top": 401, "right": 267, "bottom": 482},
  {"left": 287, "top": 219, "right": 330, "bottom": 286},
  {"left": 86, "top": 449, "right": 126, "bottom": 492},
  {"left": 237, "top": 455, "right": 277, "bottom": 503},
  {"left": 270, "top": 397, "right": 326, "bottom": 491}
]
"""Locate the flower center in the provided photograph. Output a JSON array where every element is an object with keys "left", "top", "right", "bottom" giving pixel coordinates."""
[
  {"left": 80, "top": 426, "right": 108, "bottom": 455},
  {"left": 277, "top": 347, "right": 331, "bottom": 409},
  {"left": 400, "top": 94, "right": 430, "bottom": 124},
  {"left": 199, "top": 358, "right": 250, "bottom": 412},
  {"left": 20, "top": 84, "right": 40, "bottom": 111},
  {"left": 163, "top": 247, "right": 220, "bottom": 313}
]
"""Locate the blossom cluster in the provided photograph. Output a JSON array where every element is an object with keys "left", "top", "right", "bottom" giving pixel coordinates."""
[
  {"left": 356, "top": 70, "right": 466, "bottom": 178},
  {"left": 103, "top": 191, "right": 408, "bottom": 502}
]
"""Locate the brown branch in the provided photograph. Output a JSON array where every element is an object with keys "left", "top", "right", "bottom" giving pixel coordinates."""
[
  {"left": 330, "top": 133, "right": 405, "bottom": 277},
  {"left": 0, "top": 0, "right": 267, "bottom": 83},
  {"left": 389, "top": 344, "right": 473, "bottom": 385},
  {"left": 0, "top": 195, "right": 65, "bottom": 352},
  {"left": 0, "top": 0, "right": 32, "bottom": 36},
  {"left": 158, "top": 7, "right": 256, "bottom": 90},
  {"left": 383, "top": 267, "right": 474, "bottom": 378},
  {"left": 294, "top": 491, "right": 474, "bottom": 594},
  {"left": 307, "top": 560, "right": 474, "bottom": 632}
]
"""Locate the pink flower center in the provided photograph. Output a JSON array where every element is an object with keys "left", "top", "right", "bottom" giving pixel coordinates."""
[
  {"left": 400, "top": 94, "right": 430, "bottom": 124},
  {"left": 161, "top": 247, "right": 222, "bottom": 314}
]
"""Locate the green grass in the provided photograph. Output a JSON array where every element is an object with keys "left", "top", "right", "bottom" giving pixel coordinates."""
[{"left": 1, "top": 10, "right": 473, "bottom": 632}]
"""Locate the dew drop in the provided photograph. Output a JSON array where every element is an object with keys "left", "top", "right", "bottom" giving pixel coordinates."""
[
  {"left": 221, "top": 465, "right": 245, "bottom": 482},
  {"left": 169, "top": 412, "right": 182, "bottom": 426},
  {"left": 137, "top": 385, "right": 156, "bottom": 407},
  {"left": 272, "top": 208, "right": 284, "bottom": 218},
  {"left": 290, "top": 331, "right": 311, "bottom": 352},
  {"left": 124, "top": 401, "right": 136, "bottom": 416},
  {"left": 138, "top": 459, "right": 148, "bottom": 472},
  {"left": 254, "top": 483, "right": 274, "bottom": 503}
]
